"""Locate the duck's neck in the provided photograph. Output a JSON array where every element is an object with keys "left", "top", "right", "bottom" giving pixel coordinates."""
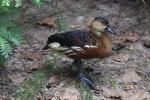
[{"left": 92, "top": 32, "right": 112, "bottom": 51}]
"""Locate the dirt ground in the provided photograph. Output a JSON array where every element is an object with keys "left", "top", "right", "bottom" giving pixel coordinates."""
[{"left": 0, "top": 0, "right": 150, "bottom": 99}]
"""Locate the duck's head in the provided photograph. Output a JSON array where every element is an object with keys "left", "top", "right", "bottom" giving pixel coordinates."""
[{"left": 87, "top": 17, "right": 116, "bottom": 36}]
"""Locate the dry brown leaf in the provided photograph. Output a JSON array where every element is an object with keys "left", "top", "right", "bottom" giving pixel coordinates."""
[
  {"left": 30, "top": 62, "right": 41, "bottom": 70},
  {"left": 37, "top": 16, "right": 56, "bottom": 27},
  {"left": 60, "top": 88, "right": 81, "bottom": 100},
  {"left": 102, "top": 87, "right": 121, "bottom": 98},
  {"left": 1, "top": 95, "right": 8, "bottom": 100},
  {"left": 36, "top": 96, "right": 41, "bottom": 100},
  {"left": 8, "top": 73, "right": 26, "bottom": 84},
  {"left": 122, "top": 90, "right": 150, "bottom": 100},
  {"left": 122, "top": 71, "right": 141, "bottom": 84},
  {"left": 45, "top": 96, "right": 52, "bottom": 100},
  {"left": 124, "top": 32, "right": 139, "bottom": 43},
  {"left": 22, "top": 52, "right": 41, "bottom": 61},
  {"left": 112, "top": 53, "right": 129, "bottom": 62}
]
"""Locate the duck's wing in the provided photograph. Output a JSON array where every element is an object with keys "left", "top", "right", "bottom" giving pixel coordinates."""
[{"left": 43, "top": 30, "right": 101, "bottom": 59}]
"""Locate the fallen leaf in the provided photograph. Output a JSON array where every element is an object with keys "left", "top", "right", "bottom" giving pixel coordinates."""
[
  {"left": 22, "top": 52, "right": 41, "bottom": 61},
  {"left": 124, "top": 32, "right": 139, "bottom": 43},
  {"left": 36, "top": 96, "right": 41, "bottom": 100},
  {"left": 60, "top": 88, "right": 81, "bottom": 100},
  {"left": 112, "top": 53, "right": 129, "bottom": 62},
  {"left": 1, "top": 95, "right": 8, "bottom": 100},
  {"left": 122, "top": 90, "right": 150, "bottom": 100},
  {"left": 8, "top": 73, "right": 26, "bottom": 84},
  {"left": 143, "top": 39, "right": 150, "bottom": 48},
  {"left": 45, "top": 96, "right": 52, "bottom": 100},
  {"left": 37, "top": 16, "right": 56, "bottom": 27},
  {"left": 25, "top": 62, "right": 42, "bottom": 73},
  {"left": 122, "top": 71, "right": 141, "bottom": 84},
  {"left": 102, "top": 87, "right": 121, "bottom": 98},
  {"left": 30, "top": 62, "right": 41, "bottom": 70}
]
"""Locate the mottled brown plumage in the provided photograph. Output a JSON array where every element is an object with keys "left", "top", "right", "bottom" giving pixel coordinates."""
[
  {"left": 67, "top": 33, "right": 112, "bottom": 59},
  {"left": 42, "top": 17, "right": 116, "bottom": 89},
  {"left": 43, "top": 17, "right": 115, "bottom": 59}
]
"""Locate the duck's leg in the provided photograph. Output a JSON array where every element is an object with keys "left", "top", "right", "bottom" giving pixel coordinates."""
[
  {"left": 72, "top": 59, "right": 95, "bottom": 89},
  {"left": 72, "top": 59, "right": 82, "bottom": 75}
]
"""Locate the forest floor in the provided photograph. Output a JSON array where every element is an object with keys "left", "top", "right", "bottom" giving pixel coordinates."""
[{"left": 0, "top": 0, "right": 150, "bottom": 100}]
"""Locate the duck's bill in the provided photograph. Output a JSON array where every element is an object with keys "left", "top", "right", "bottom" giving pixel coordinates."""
[{"left": 105, "top": 26, "right": 116, "bottom": 34}]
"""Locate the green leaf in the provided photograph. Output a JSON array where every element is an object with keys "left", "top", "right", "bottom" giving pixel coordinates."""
[
  {"left": 32, "top": 0, "right": 43, "bottom": 6},
  {"left": 1, "top": 0, "right": 11, "bottom": 7},
  {"left": 15, "top": 0, "right": 22, "bottom": 7},
  {"left": 0, "top": 37, "right": 12, "bottom": 58}
]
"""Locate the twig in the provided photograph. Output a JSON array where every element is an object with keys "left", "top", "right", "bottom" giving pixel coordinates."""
[
  {"left": 136, "top": 70, "right": 150, "bottom": 81},
  {"left": 121, "top": 17, "right": 149, "bottom": 32}
]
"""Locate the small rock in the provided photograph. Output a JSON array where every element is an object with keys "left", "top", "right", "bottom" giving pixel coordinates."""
[
  {"left": 60, "top": 87, "right": 81, "bottom": 100},
  {"left": 75, "top": 16, "right": 85, "bottom": 24},
  {"left": 112, "top": 53, "right": 129, "bottom": 62},
  {"left": 122, "top": 71, "right": 141, "bottom": 84},
  {"left": 143, "top": 39, "right": 150, "bottom": 48},
  {"left": 48, "top": 75, "right": 60, "bottom": 85},
  {"left": 112, "top": 42, "right": 125, "bottom": 51},
  {"left": 102, "top": 87, "right": 121, "bottom": 98},
  {"left": 124, "top": 84, "right": 137, "bottom": 91}
]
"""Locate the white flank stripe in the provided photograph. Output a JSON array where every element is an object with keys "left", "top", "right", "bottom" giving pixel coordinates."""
[
  {"left": 84, "top": 45, "right": 97, "bottom": 48},
  {"left": 67, "top": 53, "right": 77, "bottom": 56},
  {"left": 71, "top": 46, "right": 84, "bottom": 51},
  {"left": 64, "top": 50, "right": 74, "bottom": 54},
  {"left": 49, "top": 42, "right": 60, "bottom": 48}
]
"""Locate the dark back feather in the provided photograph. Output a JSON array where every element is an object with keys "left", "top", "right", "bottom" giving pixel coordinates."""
[{"left": 46, "top": 30, "right": 92, "bottom": 47}]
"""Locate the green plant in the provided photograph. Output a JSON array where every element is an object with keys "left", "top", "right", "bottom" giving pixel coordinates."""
[
  {"left": 0, "top": 0, "right": 46, "bottom": 7},
  {"left": 78, "top": 83, "right": 92, "bottom": 100},
  {"left": 15, "top": 62, "right": 55, "bottom": 100},
  {"left": 102, "top": 77, "right": 119, "bottom": 88},
  {"left": 0, "top": 0, "right": 50, "bottom": 65},
  {"left": 0, "top": 27, "right": 22, "bottom": 58}
]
